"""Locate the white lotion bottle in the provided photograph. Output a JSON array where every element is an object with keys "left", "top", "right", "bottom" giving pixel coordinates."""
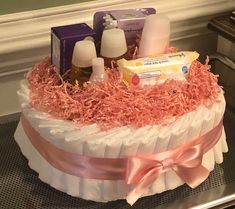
[
  {"left": 70, "top": 40, "right": 97, "bottom": 85},
  {"left": 138, "top": 14, "right": 170, "bottom": 57},
  {"left": 100, "top": 28, "right": 127, "bottom": 67},
  {"left": 89, "top": 57, "right": 108, "bottom": 82}
]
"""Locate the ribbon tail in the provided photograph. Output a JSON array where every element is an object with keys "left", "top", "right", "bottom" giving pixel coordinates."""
[
  {"left": 126, "top": 167, "right": 161, "bottom": 205},
  {"left": 175, "top": 165, "right": 209, "bottom": 188}
]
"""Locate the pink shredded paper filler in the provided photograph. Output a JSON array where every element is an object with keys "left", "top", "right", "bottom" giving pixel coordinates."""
[{"left": 28, "top": 57, "right": 222, "bottom": 129}]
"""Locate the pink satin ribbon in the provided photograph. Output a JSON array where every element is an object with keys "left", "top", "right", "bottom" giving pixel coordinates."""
[
  {"left": 21, "top": 116, "right": 223, "bottom": 205},
  {"left": 21, "top": 116, "right": 127, "bottom": 180},
  {"left": 125, "top": 119, "right": 223, "bottom": 205}
]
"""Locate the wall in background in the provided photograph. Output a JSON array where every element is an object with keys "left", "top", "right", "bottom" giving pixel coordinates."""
[{"left": 0, "top": 0, "right": 95, "bottom": 15}]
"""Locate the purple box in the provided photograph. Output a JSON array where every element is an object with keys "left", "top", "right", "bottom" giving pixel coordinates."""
[
  {"left": 51, "top": 23, "right": 96, "bottom": 74},
  {"left": 109, "top": 10, "right": 148, "bottom": 45},
  {"left": 93, "top": 8, "right": 156, "bottom": 52}
]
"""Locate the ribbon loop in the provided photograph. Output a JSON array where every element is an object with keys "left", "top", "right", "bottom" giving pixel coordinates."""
[
  {"left": 126, "top": 144, "right": 208, "bottom": 205},
  {"left": 126, "top": 120, "right": 223, "bottom": 205}
]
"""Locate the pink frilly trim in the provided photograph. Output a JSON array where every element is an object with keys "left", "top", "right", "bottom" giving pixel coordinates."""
[{"left": 27, "top": 56, "right": 222, "bottom": 130}]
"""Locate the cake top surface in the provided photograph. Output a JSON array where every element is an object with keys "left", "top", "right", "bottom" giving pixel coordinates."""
[{"left": 27, "top": 57, "right": 222, "bottom": 130}]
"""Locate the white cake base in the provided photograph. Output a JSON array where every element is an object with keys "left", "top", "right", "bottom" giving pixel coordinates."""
[
  {"left": 15, "top": 81, "right": 228, "bottom": 202},
  {"left": 14, "top": 118, "right": 228, "bottom": 202}
]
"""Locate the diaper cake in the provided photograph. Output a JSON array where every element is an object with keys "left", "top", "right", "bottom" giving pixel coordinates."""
[{"left": 14, "top": 9, "right": 227, "bottom": 205}]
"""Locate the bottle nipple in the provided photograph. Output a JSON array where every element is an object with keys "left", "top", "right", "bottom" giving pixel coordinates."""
[{"left": 90, "top": 57, "right": 108, "bottom": 82}]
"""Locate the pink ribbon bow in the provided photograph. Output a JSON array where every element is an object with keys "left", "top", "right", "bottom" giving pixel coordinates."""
[
  {"left": 126, "top": 143, "right": 209, "bottom": 205},
  {"left": 126, "top": 117, "right": 224, "bottom": 206}
]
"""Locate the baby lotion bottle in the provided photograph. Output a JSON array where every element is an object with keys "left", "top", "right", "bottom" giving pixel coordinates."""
[
  {"left": 138, "top": 14, "right": 170, "bottom": 57},
  {"left": 100, "top": 28, "right": 127, "bottom": 67},
  {"left": 89, "top": 57, "right": 108, "bottom": 82},
  {"left": 70, "top": 40, "right": 97, "bottom": 86}
]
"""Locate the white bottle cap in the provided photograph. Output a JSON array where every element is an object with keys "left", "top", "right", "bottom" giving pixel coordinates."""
[
  {"left": 90, "top": 57, "right": 107, "bottom": 82},
  {"left": 138, "top": 14, "right": 170, "bottom": 57},
  {"left": 72, "top": 40, "right": 97, "bottom": 68},
  {"left": 100, "top": 28, "right": 127, "bottom": 58},
  {"left": 92, "top": 57, "right": 105, "bottom": 74}
]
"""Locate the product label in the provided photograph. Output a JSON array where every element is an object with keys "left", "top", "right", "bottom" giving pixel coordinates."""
[{"left": 117, "top": 51, "right": 199, "bottom": 87}]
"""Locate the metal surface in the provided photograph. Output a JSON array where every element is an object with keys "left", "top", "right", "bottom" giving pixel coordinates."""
[
  {"left": 208, "top": 15, "right": 235, "bottom": 43},
  {"left": 209, "top": 53, "right": 235, "bottom": 72},
  {"left": 0, "top": 109, "right": 235, "bottom": 209}
]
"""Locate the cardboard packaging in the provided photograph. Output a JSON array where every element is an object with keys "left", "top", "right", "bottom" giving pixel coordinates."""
[
  {"left": 93, "top": 8, "right": 156, "bottom": 52},
  {"left": 51, "top": 23, "right": 96, "bottom": 74}
]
